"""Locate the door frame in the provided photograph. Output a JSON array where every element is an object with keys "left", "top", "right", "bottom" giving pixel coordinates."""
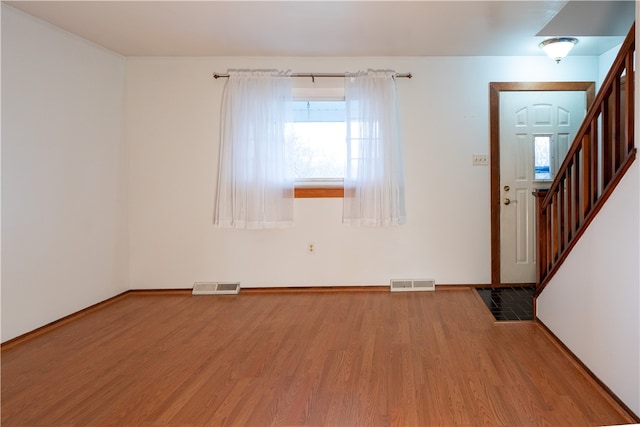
[{"left": 489, "top": 82, "right": 595, "bottom": 286}]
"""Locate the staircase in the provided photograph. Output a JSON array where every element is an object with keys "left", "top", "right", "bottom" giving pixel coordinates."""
[{"left": 534, "top": 23, "right": 636, "bottom": 296}]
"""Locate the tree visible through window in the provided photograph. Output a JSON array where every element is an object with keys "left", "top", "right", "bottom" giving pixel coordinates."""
[{"left": 288, "top": 100, "right": 346, "bottom": 184}]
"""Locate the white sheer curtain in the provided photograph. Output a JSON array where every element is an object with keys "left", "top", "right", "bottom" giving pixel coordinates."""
[
  {"left": 343, "top": 70, "right": 407, "bottom": 227},
  {"left": 214, "top": 70, "right": 294, "bottom": 229}
]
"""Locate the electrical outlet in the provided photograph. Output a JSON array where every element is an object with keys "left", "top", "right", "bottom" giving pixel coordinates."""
[
  {"left": 307, "top": 243, "right": 315, "bottom": 254},
  {"left": 472, "top": 154, "right": 489, "bottom": 166}
]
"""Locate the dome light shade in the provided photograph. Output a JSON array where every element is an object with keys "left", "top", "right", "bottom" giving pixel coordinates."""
[{"left": 539, "top": 37, "right": 578, "bottom": 63}]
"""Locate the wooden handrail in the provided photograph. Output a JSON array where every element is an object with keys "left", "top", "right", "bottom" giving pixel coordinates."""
[{"left": 535, "top": 23, "right": 636, "bottom": 296}]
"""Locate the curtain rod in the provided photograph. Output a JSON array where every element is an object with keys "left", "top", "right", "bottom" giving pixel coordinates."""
[{"left": 212, "top": 72, "right": 412, "bottom": 82}]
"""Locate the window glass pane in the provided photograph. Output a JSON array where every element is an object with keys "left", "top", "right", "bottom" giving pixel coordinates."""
[
  {"left": 534, "top": 135, "right": 552, "bottom": 180},
  {"left": 288, "top": 101, "right": 346, "bottom": 181}
]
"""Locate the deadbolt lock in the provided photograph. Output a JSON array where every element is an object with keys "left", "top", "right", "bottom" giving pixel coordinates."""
[{"left": 503, "top": 185, "right": 510, "bottom": 192}]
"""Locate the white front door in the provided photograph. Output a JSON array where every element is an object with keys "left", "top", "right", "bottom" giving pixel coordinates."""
[{"left": 499, "top": 91, "right": 586, "bottom": 283}]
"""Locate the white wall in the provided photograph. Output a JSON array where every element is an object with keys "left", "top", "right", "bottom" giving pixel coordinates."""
[
  {"left": 598, "top": 43, "right": 622, "bottom": 87},
  {"left": 1, "top": 6, "right": 129, "bottom": 341},
  {"left": 536, "top": 161, "right": 640, "bottom": 415},
  {"left": 125, "top": 55, "right": 598, "bottom": 289}
]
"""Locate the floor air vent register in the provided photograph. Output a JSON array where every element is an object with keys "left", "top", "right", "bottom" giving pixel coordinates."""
[
  {"left": 390, "top": 279, "right": 436, "bottom": 292},
  {"left": 192, "top": 282, "right": 240, "bottom": 295}
]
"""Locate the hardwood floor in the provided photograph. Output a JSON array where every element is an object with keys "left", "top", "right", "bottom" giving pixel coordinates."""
[{"left": 2, "top": 288, "right": 635, "bottom": 426}]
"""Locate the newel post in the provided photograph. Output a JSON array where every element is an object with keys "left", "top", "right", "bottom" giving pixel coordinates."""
[{"left": 532, "top": 189, "right": 549, "bottom": 289}]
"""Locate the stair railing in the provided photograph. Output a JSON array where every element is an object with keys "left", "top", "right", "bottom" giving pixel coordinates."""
[{"left": 535, "top": 23, "right": 636, "bottom": 295}]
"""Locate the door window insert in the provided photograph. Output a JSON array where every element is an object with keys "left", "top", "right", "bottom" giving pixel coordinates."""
[{"left": 534, "top": 134, "right": 552, "bottom": 181}]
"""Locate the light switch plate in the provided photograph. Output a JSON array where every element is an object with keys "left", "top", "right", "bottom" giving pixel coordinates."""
[{"left": 472, "top": 154, "right": 489, "bottom": 166}]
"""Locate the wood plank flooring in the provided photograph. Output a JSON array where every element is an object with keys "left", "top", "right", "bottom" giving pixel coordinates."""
[{"left": 1, "top": 288, "right": 635, "bottom": 426}]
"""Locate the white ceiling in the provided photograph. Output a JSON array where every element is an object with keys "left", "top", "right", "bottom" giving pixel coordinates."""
[{"left": 4, "top": 1, "right": 635, "bottom": 58}]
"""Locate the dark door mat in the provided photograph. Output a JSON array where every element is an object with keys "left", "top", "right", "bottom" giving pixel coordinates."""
[{"left": 476, "top": 286, "right": 535, "bottom": 321}]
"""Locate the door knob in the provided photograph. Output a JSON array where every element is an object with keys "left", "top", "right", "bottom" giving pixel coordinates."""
[{"left": 503, "top": 197, "right": 511, "bottom": 205}]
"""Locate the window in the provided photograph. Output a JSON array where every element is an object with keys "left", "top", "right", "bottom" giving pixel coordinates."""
[
  {"left": 288, "top": 89, "right": 346, "bottom": 197},
  {"left": 534, "top": 135, "right": 552, "bottom": 181},
  {"left": 290, "top": 100, "right": 346, "bottom": 181}
]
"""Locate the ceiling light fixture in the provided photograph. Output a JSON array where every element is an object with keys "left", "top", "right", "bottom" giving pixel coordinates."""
[{"left": 539, "top": 37, "right": 578, "bottom": 63}]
